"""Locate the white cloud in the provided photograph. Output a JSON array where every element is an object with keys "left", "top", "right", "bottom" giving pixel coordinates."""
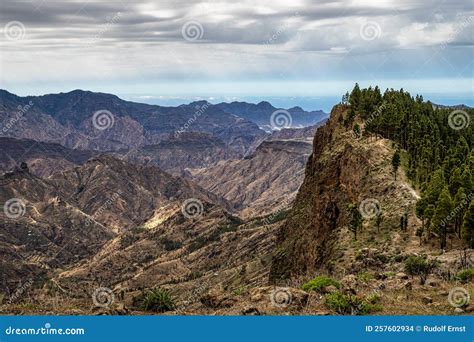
[
  {"left": 0, "top": 0, "right": 472, "bottom": 95},
  {"left": 397, "top": 22, "right": 456, "bottom": 47}
]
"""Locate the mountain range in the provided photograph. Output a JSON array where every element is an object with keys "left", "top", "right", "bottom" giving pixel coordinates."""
[
  {"left": 0, "top": 89, "right": 327, "bottom": 155},
  {"left": 0, "top": 87, "right": 472, "bottom": 316}
]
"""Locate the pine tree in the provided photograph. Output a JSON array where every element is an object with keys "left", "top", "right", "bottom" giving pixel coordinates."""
[
  {"left": 461, "top": 199, "right": 474, "bottom": 248},
  {"left": 453, "top": 188, "right": 467, "bottom": 238},
  {"left": 425, "top": 204, "right": 435, "bottom": 238},
  {"left": 424, "top": 168, "right": 445, "bottom": 205},
  {"left": 392, "top": 150, "right": 401, "bottom": 181},
  {"left": 415, "top": 198, "right": 427, "bottom": 231},
  {"left": 342, "top": 85, "right": 473, "bottom": 247},
  {"left": 449, "top": 168, "right": 463, "bottom": 196},
  {"left": 461, "top": 168, "right": 473, "bottom": 193},
  {"left": 349, "top": 83, "right": 361, "bottom": 110},
  {"left": 342, "top": 92, "right": 350, "bottom": 105},
  {"left": 348, "top": 203, "right": 363, "bottom": 240},
  {"left": 431, "top": 187, "right": 453, "bottom": 250}
]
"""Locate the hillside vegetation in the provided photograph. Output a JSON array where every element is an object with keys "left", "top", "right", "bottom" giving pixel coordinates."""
[{"left": 344, "top": 84, "right": 473, "bottom": 250}]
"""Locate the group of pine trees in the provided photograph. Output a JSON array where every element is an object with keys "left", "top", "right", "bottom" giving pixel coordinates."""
[{"left": 344, "top": 84, "right": 473, "bottom": 250}]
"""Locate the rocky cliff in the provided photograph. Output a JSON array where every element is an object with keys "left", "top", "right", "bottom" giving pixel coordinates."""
[
  {"left": 270, "top": 105, "right": 422, "bottom": 280},
  {"left": 188, "top": 139, "right": 313, "bottom": 218}
]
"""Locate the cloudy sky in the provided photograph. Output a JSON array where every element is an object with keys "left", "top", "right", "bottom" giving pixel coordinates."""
[{"left": 0, "top": 0, "right": 473, "bottom": 109}]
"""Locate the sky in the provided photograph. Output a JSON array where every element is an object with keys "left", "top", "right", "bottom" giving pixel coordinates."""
[{"left": 0, "top": 0, "right": 473, "bottom": 110}]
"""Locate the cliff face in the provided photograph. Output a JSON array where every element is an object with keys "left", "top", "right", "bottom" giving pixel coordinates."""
[
  {"left": 187, "top": 139, "right": 312, "bottom": 218},
  {"left": 269, "top": 105, "right": 416, "bottom": 281}
]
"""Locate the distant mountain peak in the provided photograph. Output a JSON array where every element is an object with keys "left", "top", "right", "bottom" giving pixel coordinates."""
[
  {"left": 187, "top": 100, "right": 211, "bottom": 108},
  {"left": 288, "top": 106, "right": 304, "bottom": 112},
  {"left": 256, "top": 101, "right": 274, "bottom": 109}
]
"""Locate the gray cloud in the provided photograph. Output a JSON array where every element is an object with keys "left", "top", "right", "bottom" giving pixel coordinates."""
[{"left": 0, "top": 0, "right": 472, "bottom": 91}]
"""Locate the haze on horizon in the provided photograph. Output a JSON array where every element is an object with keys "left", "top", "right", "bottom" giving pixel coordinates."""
[{"left": 0, "top": 0, "right": 473, "bottom": 108}]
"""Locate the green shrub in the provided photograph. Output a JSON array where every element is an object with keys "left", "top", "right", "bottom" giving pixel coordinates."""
[
  {"left": 324, "top": 292, "right": 351, "bottom": 314},
  {"left": 455, "top": 268, "right": 474, "bottom": 283},
  {"left": 302, "top": 276, "right": 340, "bottom": 293},
  {"left": 160, "top": 238, "right": 182, "bottom": 251},
  {"left": 140, "top": 288, "right": 175, "bottom": 312},
  {"left": 357, "top": 272, "right": 374, "bottom": 282},
  {"left": 232, "top": 286, "right": 247, "bottom": 296},
  {"left": 324, "top": 291, "right": 382, "bottom": 315},
  {"left": 404, "top": 255, "right": 436, "bottom": 284},
  {"left": 365, "top": 292, "right": 381, "bottom": 305}
]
